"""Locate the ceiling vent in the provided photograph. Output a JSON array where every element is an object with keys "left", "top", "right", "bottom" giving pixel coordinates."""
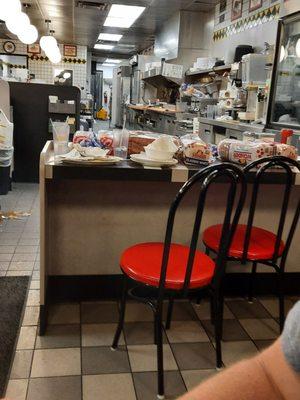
[{"left": 76, "top": 1, "right": 109, "bottom": 11}]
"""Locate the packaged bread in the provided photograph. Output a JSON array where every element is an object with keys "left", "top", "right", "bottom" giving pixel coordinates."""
[
  {"left": 128, "top": 131, "right": 158, "bottom": 155},
  {"left": 218, "top": 139, "right": 274, "bottom": 165},
  {"left": 274, "top": 143, "right": 297, "bottom": 160},
  {"left": 180, "top": 134, "right": 212, "bottom": 165}
]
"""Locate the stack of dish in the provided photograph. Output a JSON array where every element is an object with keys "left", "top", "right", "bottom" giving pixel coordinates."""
[{"left": 130, "top": 135, "right": 178, "bottom": 167}]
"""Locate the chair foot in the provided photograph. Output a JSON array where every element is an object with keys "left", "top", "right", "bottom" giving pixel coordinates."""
[
  {"left": 157, "top": 395, "right": 165, "bottom": 400},
  {"left": 110, "top": 346, "right": 117, "bottom": 351},
  {"left": 216, "top": 366, "right": 224, "bottom": 372}
]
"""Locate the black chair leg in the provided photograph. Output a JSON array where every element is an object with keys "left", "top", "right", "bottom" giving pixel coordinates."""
[
  {"left": 213, "top": 292, "right": 224, "bottom": 369},
  {"left": 278, "top": 272, "right": 285, "bottom": 333},
  {"left": 156, "top": 307, "right": 165, "bottom": 399},
  {"left": 165, "top": 297, "right": 174, "bottom": 330},
  {"left": 210, "top": 296, "right": 215, "bottom": 325},
  {"left": 248, "top": 261, "right": 257, "bottom": 303},
  {"left": 111, "top": 276, "right": 128, "bottom": 350},
  {"left": 196, "top": 247, "right": 210, "bottom": 305}
]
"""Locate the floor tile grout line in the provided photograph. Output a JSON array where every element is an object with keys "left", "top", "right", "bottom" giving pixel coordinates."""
[
  {"left": 162, "top": 302, "right": 189, "bottom": 394},
  {"left": 115, "top": 298, "right": 138, "bottom": 400},
  {"left": 79, "top": 302, "right": 84, "bottom": 400}
]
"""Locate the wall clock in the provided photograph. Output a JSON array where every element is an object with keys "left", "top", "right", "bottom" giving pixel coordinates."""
[{"left": 3, "top": 41, "right": 16, "bottom": 54}]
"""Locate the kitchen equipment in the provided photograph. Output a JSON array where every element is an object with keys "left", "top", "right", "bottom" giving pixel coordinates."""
[
  {"left": 246, "top": 85, "right": 258, "bottom": 113},
  {"left": 112, "top": 66, "right": 132, "bottom": 128},
  {"left": 267, "top": 10, "right": 300, "bottom": 130},
  {"left": 241, "top": 54, "right": 268, "bottom": 84},
  {"left": 234, "top": 45, "right": 254, "bottom": 62}
]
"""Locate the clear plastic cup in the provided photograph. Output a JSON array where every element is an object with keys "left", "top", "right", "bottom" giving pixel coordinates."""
[
  {"left": 206, "top": 105, "right": 215, "bottom": 119},
  {"left": 52, "top": 121, "right": 70, "bottom": 158},
  {"left": 113, "top": 129, "right": 129, "bottom": 159}
]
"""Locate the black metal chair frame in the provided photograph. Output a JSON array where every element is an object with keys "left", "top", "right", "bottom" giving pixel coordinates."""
[
  {"left": 111, "top": 163, "right": 247, "bottom": 400},
  {"left": 204, "top": 156, "right": 300, "bottom": 332}
]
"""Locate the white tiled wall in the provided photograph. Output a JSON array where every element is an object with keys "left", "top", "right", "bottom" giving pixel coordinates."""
[
  {"left": 211, "top": 0, "right": 282, "bottom": 62},
  {"left": 0, "top": 39, "right": 88, "bottom": 93},
  {"left": 214, "top": 0, "right": 281, "bottom": 30}
]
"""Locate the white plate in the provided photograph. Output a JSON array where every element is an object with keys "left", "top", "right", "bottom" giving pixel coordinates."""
[
  {"left": 62, "top": 156, "right": 123, "bottom": 165},
  {"left": 130, "top": 153, "right": 178, "bottom": 167}
]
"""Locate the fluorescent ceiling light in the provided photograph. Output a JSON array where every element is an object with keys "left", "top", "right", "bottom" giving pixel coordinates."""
[
  {"left": 104, "top": 17, "right": 133, "bottom": 28},
  {"left": 98, "top": 33, "right": 123, "bottom": 42},
  {"left": 94, "top": 44, "right": 114, "bottom": 50},
  {"left": 109, "top": 4, "right": 145, "bottom": 19},
  {"left": 102, "top": 63, "right": 117, "bottom": 67},
  {"left": 104, "top": 4, "right": 145, "bottom": 28},
  {"left": 105, "top": 59, "right": 121, "bottom": 63}
]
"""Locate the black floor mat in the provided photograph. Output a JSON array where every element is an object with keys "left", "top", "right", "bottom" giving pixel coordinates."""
[{"left": 0, "top": 277, "right": 29, "bottom": 396}]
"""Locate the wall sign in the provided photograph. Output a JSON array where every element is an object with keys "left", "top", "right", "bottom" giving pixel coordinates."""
[
  {"left": 27, "top": 43, "right": 41, "bottom": 54},
  {"left": 249, "top": 0, "right": 262, "bottom": 12},
  {"left": 3, "top": 41, "right": 16, "bottom": 54},
  {"left": 231, "top": 0, "right": 243, "bottom": 21},
  {"left": 63, "top": 45, "right": 77, "bottom": 57}
]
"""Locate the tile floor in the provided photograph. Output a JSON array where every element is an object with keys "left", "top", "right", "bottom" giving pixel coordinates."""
[{"left": 1, "top": 184, "right": 299, "bottom": 400}]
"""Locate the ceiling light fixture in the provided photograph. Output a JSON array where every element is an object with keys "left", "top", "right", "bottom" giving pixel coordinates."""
[
  {"left": 102, "top": 63, "right": 117, "bottom": 67},
  {"left": 94, "top": 44, "right": 114, "bottom": 50},
  {"left": 105, "top": 59, "right": 121, "bottom": 63},
  {"left": 0, "top": 0, "right": 21, "bottom": 22},
  {"left": 104, "top": 4, "right": 145, "bottom": 28},
  {"left": 98, "top": 33, "right": 123, "bottom": 42},
  {"left": 40, "top": 21, "right": 62, "bottom": 64},
  {"left": 18, "top": 24, "right": 38, "bottom": 44},
  {"left": 6, "top": 11, "right": 30, "bottom": 36},
  {"left": 40, "top": 22, "right": 58, "bottom": 51}
]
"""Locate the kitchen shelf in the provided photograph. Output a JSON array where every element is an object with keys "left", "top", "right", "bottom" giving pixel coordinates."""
[{"left": 186, "top": 64, "right": 231, "bottom": 77}]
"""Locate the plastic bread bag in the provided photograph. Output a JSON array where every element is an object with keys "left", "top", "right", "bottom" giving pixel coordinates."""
[
  {"left": 275, "top": 143, "right": 298, "bottom": 160},
  {"left": 217, "top": 139, "right": 274, "bottom": 165},
  {"left": 180, "top": 134, "right": 213, "bottom": 166}
]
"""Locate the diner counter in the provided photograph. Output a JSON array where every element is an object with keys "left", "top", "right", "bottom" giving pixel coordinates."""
[
  {"left": 199, "top": 117, "right": 265, "bottom": 133},
  {"left": 127, "top": 104, "right": 177, "bottom": 116},
  {"left": 39, "top": 141, "right": 300, "bottom": 333}
]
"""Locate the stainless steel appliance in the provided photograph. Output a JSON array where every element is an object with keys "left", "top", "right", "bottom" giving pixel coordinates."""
[
  {"left": 91, "top": 71, "right": 103, "bottom": 115},
  {"left": 111, "top": 66, "right": 132, "bottom": 128},
  {"left": 267, "top": 10, "right": 300, "bottom": 133},
  {"left": 130, "top": 55, "right": 160, "bottom": 104},
  {"left": 241, "top": 54, "right": 268, "bottom": 85}
]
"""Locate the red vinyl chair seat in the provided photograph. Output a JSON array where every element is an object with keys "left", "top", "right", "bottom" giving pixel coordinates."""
[
  {"left": 120, "top": 242, "right": 215, "bottom": 290},
  {"left": 203, "top": 224, "right": 285, "bottom": 261}
]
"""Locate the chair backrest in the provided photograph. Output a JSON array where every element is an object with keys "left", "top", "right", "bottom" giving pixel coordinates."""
[
  {"left": 242, "top": 156, "right": 300, "bottom": 266},
  {"left": 158, "top": 163, "right": 247, "bottom": 297}
]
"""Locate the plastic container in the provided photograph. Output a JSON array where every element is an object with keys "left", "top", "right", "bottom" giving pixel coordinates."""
[
  {"left": 52, "top": 121, "right": 70, "bottom": 157},
  {"left": 113, "top": 129, "right": 130, "bottom": 159}
]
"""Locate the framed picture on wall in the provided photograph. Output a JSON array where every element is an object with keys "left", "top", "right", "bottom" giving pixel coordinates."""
[
  {"left": 220, "top": 0, "right": 227, "bottom": 13},
  {"left": 249, "top": 0, "right": 262, "bottom": 12},
  {"left": 63, "top": 45, "right": 77, "bottom": 57},
  {"left": 231, "top": 0, "right": 243, "bottom": 21},
  {"left": 27, "top": 43, "right": 40, "bottom": 54}
]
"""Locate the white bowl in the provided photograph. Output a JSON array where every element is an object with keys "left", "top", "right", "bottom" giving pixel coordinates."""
[{"left": 144, "top": 147, "right": 175, "bottom": 161}]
